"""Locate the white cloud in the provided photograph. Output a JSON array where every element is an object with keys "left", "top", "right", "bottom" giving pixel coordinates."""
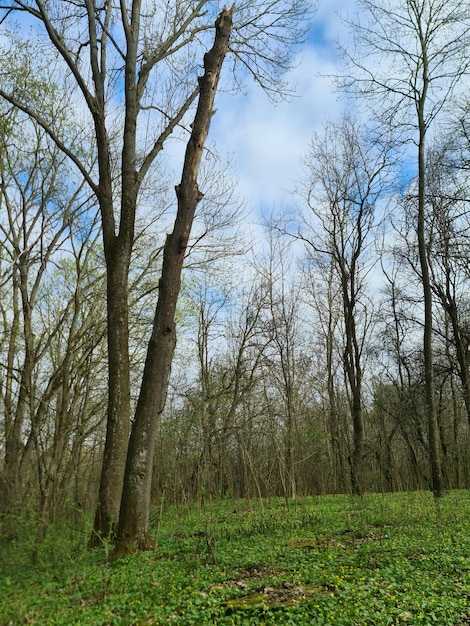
[{"left": 210, "top": 4, "right": 353, "bottom": 212}]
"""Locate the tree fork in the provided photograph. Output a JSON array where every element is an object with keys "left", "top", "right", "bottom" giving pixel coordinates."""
[{"left": 112, "top": 4, "right": 234, "bottom": 557}]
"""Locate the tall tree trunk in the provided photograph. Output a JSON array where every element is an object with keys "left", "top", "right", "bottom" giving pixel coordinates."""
[
  {"left": 445, "top": 303, "right": 470, "bottom": 426},
  {"left": 325, "top": 265, "right": 344, "bottom": 493},
  {"left": 343, "top": 284, "right": 364, "bottom": 495},
  {"left": 90, "top": 241, "right": 132, "bottom": 542},
  {"left": 91, "top": 40, "right": 137, "bottom": 541},
  {"left": 417, "top": 75, "right": 443, "bottom": 497},
  {"left": 349, "top": 383, "right": 363, "bottom": 495},
  {"left": 113, "top": 6, "right": 234, "bottom": 555},
  {"left": 2, "top": 265, "right": 22, "bottom": 504}
]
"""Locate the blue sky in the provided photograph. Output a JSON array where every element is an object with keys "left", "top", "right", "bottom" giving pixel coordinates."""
[
  {"left": 4, "top": 0, "right": 353, "bottom": 222},
  {"left": 210, "top": 0, "right": 352, "bottom": 213}
]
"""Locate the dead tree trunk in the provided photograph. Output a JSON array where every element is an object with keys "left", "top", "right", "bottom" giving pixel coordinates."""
[{"left": 113, "top": 5, "right": 234, "bottom": 556}]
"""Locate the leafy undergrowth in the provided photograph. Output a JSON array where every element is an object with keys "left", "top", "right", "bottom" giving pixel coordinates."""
[{"left": 2, "top": 491, "right": 470, "bottom": 624}]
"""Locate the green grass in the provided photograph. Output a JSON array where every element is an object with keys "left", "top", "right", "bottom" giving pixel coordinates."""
[{"left": 2, "top": 491, "right": 470, "bottom": 624}]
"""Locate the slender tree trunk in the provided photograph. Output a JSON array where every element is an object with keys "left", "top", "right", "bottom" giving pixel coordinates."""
[
  {"left": 343, "top": 285, "right": 364, "bottom": 495},
  {"left": 3, "top": 256, "right": 35, "bottom": 508},
  {"left": 417, "top": 80, "right": 443, "bottom": 497},
  {"left": 91, "top": 58, "right": 137, "bottom": 542},
  {"left": 113, "top": 6, "right": 234, "bottom": 555},
  {"left": 446, "top": 304, "right": 470, "bottom": 426},
  {"left": 285, "top": 397, "right": 296, "bottom": 501},
  {"left": 325, "top": 269, "right": 343, "bottom": 493},
  {"left": 3, "top": 265, "right": 22, "bottom": 502},
  {"left": 349, "top": 382, "right": 363, "bottom": 495}
]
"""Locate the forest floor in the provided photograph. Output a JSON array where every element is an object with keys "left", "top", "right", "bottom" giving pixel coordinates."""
[{"left": 2, "top": 491, "right": 470, "bottom": 625}]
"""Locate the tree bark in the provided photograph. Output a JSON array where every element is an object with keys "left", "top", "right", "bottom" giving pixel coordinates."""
[
  {"left": 90, "top": 240, "right": 132, "bottom": 542},
  {"left": 113, "top": 5, "right": 234, "bottom": 556},
  {"left": 90, "top": 129, "right": 134, "bottom": 543},
  {"left": 343, "top": 287, "right": 364, "bottom": 496},
  {"left": 416, "top": 42, "right": 443, "bottom": 498},
  {"left": 90, "top": 1, "right": 138, "bottom": 540}
]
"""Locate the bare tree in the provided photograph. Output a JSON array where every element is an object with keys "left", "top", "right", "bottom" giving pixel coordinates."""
[
  {"left": 298, "top": 114, "right": 389, "bottom": 494},
  {"left": 111, "top": 7, "right": 234, "bottom": 553},
  {"left": 256, "top": 234, "right": 304, "bottom": 500},
  {"left": 153, "top": 269, "right": 271, "bottom": 503},
  {"left": 425, "top": 140, "right": 470, "bottom": 425},
  {"left": 302, "top": 251, "right": 349, "bottom": 493},
  {"left": 0, "top": 0, "right": 311, "bottom": 543},
  {"left": 340, "top": 0, "right": 470, "bottom": 497},
  {"left": 372, "top": 254, "right": 430, "bottom": 491},
  {"left": 0, "top": 94, "right": 106, "bottom": 517}
]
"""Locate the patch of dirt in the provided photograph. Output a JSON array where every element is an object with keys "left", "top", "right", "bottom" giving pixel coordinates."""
[
  {"left": 237, "top": 564, "right": 281, "bottom": 578},
  {"left": 287, "top": 530, "right": 385, "bottom": 550},
  {"left": 337, "top": 529, "right": 386, "bottom": 544},
  {"left": 223, "top": 582, "right": 332, "bottom": 610},
  {"left": 210, "top": 564, "right": 282, "bottom": 592}
]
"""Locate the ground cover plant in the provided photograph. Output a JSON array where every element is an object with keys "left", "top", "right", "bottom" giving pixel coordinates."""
[{"left": 2, "top": 491, "right": 470, "bottom": 625}]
